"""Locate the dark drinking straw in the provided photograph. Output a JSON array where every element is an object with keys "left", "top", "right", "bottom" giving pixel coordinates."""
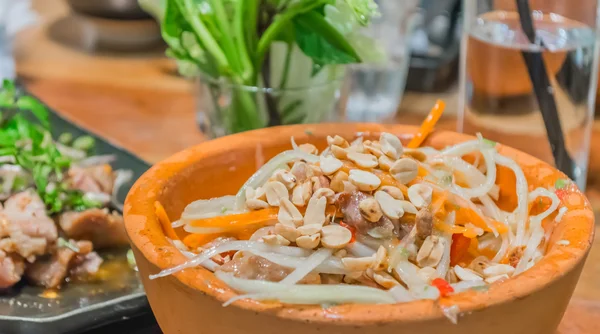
[{"left": 515, "top": 0, "right": 576, "bottom": 179}]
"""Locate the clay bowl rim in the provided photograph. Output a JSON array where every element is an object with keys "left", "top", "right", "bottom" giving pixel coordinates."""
[{"left": 124, "top": 123, "right": 595, "bottom": 326}]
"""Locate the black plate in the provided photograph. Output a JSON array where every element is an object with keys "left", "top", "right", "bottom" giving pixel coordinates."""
[{"left": 0, "top": 93, "right": 158, "bottom": 334}]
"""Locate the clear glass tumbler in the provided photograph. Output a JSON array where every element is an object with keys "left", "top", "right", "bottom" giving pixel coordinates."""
[
  {"left": 458, "top": 0, "right": 600, "bottom": 189},
  {"left": 338, "top": 0, "right": 419, "bottom": 123}
]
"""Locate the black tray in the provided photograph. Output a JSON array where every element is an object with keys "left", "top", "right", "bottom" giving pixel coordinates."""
[{"left": 0, "top": 92, "right": 158, "bottom": 334}]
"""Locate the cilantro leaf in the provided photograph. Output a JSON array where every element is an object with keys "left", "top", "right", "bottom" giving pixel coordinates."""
[
  {"left": 482, "top": 138, "right": 497, "bottom": 148},
  {"left": 555, "top": 178, "right": 569, "bottom": 190}
]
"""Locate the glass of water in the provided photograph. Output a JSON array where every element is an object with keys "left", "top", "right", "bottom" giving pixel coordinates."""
[
  {"left": 338, "top": 0, "right": 419, "bottom": 123},
  {"left": 458, "top": 0, "right": 600, "bottom": 189}
]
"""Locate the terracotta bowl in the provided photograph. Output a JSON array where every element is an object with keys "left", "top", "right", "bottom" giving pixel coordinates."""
[{"left": 124, "top": 124, "right": 594, "bottom": 334}]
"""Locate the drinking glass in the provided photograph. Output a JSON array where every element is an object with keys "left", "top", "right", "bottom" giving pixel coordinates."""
[
  {"left": 338, "top": 0, "right": 419, "bottom": 122},
  {"left": 458, "top": 0, "right": 600, "bottom": 189}
]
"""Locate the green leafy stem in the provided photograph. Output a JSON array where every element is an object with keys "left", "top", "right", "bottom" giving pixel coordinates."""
[{"left": 148, "top": 0, "right": 379, "bottom": 134}]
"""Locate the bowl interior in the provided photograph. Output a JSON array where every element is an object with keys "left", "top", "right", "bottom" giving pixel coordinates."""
[{"left": 124, "top": 124, "right": 595, "bottom": 324}]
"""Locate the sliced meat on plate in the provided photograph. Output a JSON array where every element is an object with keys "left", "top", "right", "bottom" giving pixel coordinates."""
[
  {"left": 59, "top": 208, "right": 128, "bottom": 249},
  {"left": 1, "top": 190, "right": 58, "bottom": 242},
  {"left": 0, "top": 191, "right": 57, "bottom": 261},
  {"left": 70, "top": 252, "right": 103, "bottom": 278},
  {"left": 68, "top": 165, "right": 114, "bottom": 194},
  {"left": 0, "top": 250, "right": 24, "bottom": 289},
  {"left": 0, "top": 231, "right": 46, "bottom": 261},
  {"left": 25, "top": 240, "right": 101, "bottom": 288}
]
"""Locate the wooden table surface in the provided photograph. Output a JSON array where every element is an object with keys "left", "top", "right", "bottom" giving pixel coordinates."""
[{"left": 12, "top": 0, "right": 600, "bottom": 332}]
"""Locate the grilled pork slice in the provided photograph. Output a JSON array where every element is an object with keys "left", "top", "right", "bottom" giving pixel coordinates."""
[
  {"left": 336, "top": 191, "right": 399, "bottom": 238},
  {"left": 68, "top": 165, "right": 114, "bottom": 194},
  {"left": 1, "top": 190, "right": 58, "bottom": 242},
  {"left": 219, "top": 254, "right": 321, "bottom": 284},
  {"left": 25, "top": 240, "right": 101, "bottom": 288},
  {"left": 59, "top": 208, "right": 128, "bottom": 249},
  {"left": 0, "top": 250, "right": 24, "bottom": 289},
  {"left": 70, "top": 252, "right": 103, "bottom": 278},
  {"left": 0, "top": 191, "right": 57, "bottom": 262}
]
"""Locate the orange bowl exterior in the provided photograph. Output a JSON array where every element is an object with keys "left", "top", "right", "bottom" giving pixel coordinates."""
[{"left": 124, "top": 124, "right": 594, "bottom": 334}]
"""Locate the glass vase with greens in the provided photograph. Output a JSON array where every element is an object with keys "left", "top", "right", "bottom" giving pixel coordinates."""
[{"left": 140, "top": 0, "right": 383, "bottom": 137}]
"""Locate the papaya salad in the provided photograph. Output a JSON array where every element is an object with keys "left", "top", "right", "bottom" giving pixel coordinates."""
[{"left": 150, "top": 100, "right": 573, "bottom": 313}]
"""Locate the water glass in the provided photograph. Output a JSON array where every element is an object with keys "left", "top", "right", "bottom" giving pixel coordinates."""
[
  {"left": 458, "top": 0, "right": 600, "bottom": 189},
  {"left": 339, "top": 0, "right": 419, "bottom": 122}
]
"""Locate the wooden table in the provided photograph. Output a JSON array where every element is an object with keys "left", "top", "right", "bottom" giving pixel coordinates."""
[{"left": 12, "top": 0, "right": 600, "bottom": 332}]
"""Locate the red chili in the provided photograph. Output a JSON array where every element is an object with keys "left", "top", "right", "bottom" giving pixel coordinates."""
[
  {"left": 339, "top": 221, "right": 356, "bottom": 243},
  {"left": 450, "top": 234, "right": 471, "bottom": 266},
  {"left": 555, "top": 189, "right": 569, "bottom": 201},
  {"left": 431, "top": 278, "right": 454, "bottom": 297}
]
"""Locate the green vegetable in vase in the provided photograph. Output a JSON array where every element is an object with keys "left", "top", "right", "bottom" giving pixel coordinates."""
[{"left": 140, "top": 0, "right": 381, "bottom": 135}]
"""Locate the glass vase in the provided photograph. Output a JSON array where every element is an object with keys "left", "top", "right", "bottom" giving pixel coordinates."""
[{"left": 196, "top": 75, "right": 342, "bottom": 138}]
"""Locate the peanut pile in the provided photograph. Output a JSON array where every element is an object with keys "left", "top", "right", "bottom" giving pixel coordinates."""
[{"left": 241, "top": 133, "right": 514, "bottom": 286}]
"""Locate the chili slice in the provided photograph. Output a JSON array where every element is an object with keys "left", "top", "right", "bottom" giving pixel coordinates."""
[{"left": 432, "top": 278, "right": 454, "bottom": 297}]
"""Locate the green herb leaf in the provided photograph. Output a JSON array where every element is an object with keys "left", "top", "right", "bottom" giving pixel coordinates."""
[
  {"left": 293, "top": 11, "right": 361, "bottom": 66},
  {"left": 482, "top": 138, "right": 496, "bottom": 148},
  {"left": 399, "top": 247, "right": 410, "bottom": 258},
  {"left": 471, "top": 285, "right": 489, "bottom": 292},
  {"left": 555, "top": 178, "right": 569, "bottom": 190},
  {"left": 58, "top": 132, "right": 73, "bottom": 144},
  {"left": 57, "top": 237, "right": 81, "bottom": 253},
  {"left": 72, "top": 135, "right": 95, "bottom": 151},
  {"left": 0, "top": 79, "right": 16, "bottom": 107},
  {"left": 127, "top": 248, "right": 138, "bottom": 271},
  {"left": 342, "top": 0, "right": 380, "bottom": 26},
  {"left": 16, "top": 96, "right": 50, "bottom": 129}
]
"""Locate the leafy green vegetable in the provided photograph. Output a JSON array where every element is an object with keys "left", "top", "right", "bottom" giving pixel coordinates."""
[
  {"left": 471, "top": 285, "right": 489, "bottom": 292},
  {"left": 482, "top": 138, "right": 497, "bottom": 148},
  {"left": 16, "top": 96, "right": 50, "bottom": 128},
  {"left": 72, "top": 135, "right": 95, "bottom": 151},
  {"left": 0, "top": 80, "right": 101, "bottom": 213},
  {"left": 144, "top": 0, "right": 379, "bottom": 134},
  {"left": 555, "top": 178, "right": 569, "bottom": 190},
  {"left": 58, "top": 132, "right": 73, "bottom": 144},
  {"left": 293, "top": 11, "right": 360, "bottom": 66},
  {"left": 127, "top": 248, "right": 138, "bottom": 270},
  {"left": 343, "top": 0, "right": 380, "bottom": 25},
  {"left": 57, "top": 237, "right": 81, "bottom": 252}
]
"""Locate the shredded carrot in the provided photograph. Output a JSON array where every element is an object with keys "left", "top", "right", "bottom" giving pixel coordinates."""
[
  {"left": 450, "top": 233, "right": 471, "bottom": 266},
  {"left": 372, "top": 170, "right": 409, "bottom": 196},
  {"left": 435, "top": 220, "right": 473, "bottom": 236},
  {"left": 155, "top": 201, "right": 179, "bottom": 240},
  {"left": 495, "top": 165, "right": 518, "bottom": 212},
  {"left": 186, "top": 206, "right": 340, "bottom": 235},
  {"left": 417, "top": 165, "right": 428, "bottom": 177},
  {"left": 453, "top": 170, "right": 470, "bottom": 188},
  {"left": 103, "top": 164, "right": 113, "bottom": 174},
  {"left": 188, "top": 208, "right": 278, "bottom": 229},
  {"left": 407, "top": 100, "right": 446, "bottom": 148},
  {"left": 430, "top": 191, "right": 449, "bottom": 218},
  {"left": 183, "top": 233, "right": 221, "bottom": 249},
  {"left": 455, "top": 207, "right": 508, "bottom": 234}
]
